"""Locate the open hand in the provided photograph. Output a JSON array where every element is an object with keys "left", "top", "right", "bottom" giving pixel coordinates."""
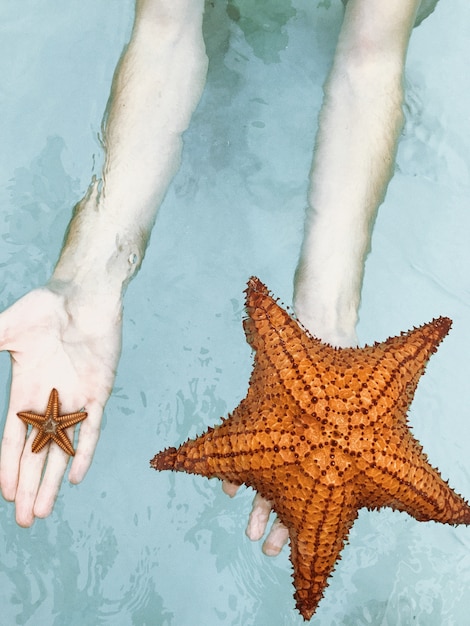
[{"left": 0, "top": 285, "right": 122, "bottom": 526}]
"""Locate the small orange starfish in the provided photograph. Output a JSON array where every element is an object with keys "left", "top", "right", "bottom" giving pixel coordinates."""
[
  {"left": 17, "top": 388, "right": 87, "bottom": 456},
  {"left": 151, "top": 277, "right": 470, "bottom": 620}
]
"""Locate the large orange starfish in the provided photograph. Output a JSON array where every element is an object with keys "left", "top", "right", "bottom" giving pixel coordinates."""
[
  {"left": 17, "top": 388, "right": 87, "bottom": 456},
  {"left": 151, "top": 277, "right": 470, "bottom": 620}
]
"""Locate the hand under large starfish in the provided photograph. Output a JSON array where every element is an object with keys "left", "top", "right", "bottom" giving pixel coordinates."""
[
  {"left": 17, "top": 388, "right": 87, "bottom": 457},
  {"left": 151, "top": 277, "right": 470, "bottom": 620}
]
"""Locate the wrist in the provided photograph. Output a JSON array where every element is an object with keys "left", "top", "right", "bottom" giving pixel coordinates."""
[
  {"left": 46, "top": 277, "right": 123, "bottom": 337},
  {"left": 51, "top": 179, "right": 143, "bottom": 300},
  {"left": 293, "top": 262, "right": 359, "bottom": 348}
]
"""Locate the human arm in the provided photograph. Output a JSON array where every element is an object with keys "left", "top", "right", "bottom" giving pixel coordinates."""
[
  {"left": 0, "top": 0, "right": 208, "bottom": 526},
  {"left": 249, "top": 0, "right": 424, "bottom": 555},
  {"left": 0, "top": 0, "right": 284, "bottom": 552},
  {"left": 294, "top": 0, "right": 422, "bottom": 346}
]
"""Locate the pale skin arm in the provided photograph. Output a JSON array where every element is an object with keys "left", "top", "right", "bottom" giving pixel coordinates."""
[
  {"left": 294, "top": 0, "right": 422, "bottom": 346},
  {"left": 0, "top": 0, "right": 208, "bottom": 527},
  {"left": 0, "top": 0, "right": 296, "bottom": 549},
  {"left": 246, "top": 0, "right": 425, "bottom": 555}
]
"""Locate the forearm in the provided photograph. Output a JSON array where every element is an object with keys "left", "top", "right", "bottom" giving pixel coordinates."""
[
  {"left": 51, "top": 0, "right": 207, "bottom": 310},
  {"left": 294, "top": 0, "right": 420, "bottom": 346},
  {"left": 295, "top": 51, "right": 405, "bottom": 345}
]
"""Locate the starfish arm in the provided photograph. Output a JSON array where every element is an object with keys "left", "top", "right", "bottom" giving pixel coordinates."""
[
  {"left": 150, "top": 400, "right": 303, "bottom": 484},
  {"left": 362, "top": 431, "right": 470, "bottom": 525},
  {"left": 48, "top": 388, "right": 59, "bottom": 421},
  {"left": 17, "top": 412, "right": 46, "bottom": 430},
  {"left": 289, "top": 485, "right": 358, "bottom": 621},
  {"left": 151, "top": 446, "right": 178, "bottom": 470},
  {"left": 52, "top": 429, "right": 76, "bottom": 457},
  {"left": 150, "top": 431, "right": 265, "bottom": 484},
  {"left": 243, "top": 278, "right": 326, "bottom": 387},
  {"left": 31, "top": 430, "right": 52, "bottom": 453},
  {"left": 56, "top": 411, "right": 88, "bottom": 428},
  {"left": 243, "top": 278, "right": 305, "bottom": 350},
  {"left": 373, "top": 317, "right": 452, "bottom": 413}
]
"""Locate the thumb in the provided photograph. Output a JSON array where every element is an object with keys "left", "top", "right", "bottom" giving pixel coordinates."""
[
  {"left": 0, "top": 301, "right": 18, "bottom": 352},
  {"left": 0, "top": 291, "right": 41, "bottom": 352}
]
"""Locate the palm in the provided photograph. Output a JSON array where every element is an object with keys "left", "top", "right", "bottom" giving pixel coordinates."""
[{"left": 0, "top": 286, "right": 122, "bottom": 526}]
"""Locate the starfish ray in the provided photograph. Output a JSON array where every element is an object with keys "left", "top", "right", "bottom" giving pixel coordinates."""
[
  {"left": 151, "top": 277, "right": 470, "bottom": 620},
  {"left": 18, "top": 388, "right": 87, "bottom": 456}
]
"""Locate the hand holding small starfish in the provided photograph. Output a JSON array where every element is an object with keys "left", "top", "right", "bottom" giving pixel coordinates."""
[
  {"left": 0, "top": 285, "right": 122, "bottom": 526},
  {"left": 17, "top": 388, "right": 87, "bottom": 457}
]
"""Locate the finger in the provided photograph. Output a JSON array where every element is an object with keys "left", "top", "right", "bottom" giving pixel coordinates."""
[
  {"left": 0, "top": 295, "right": 32, "bottom": 351},
  {"left": 0, "top": 304, "right": 16, "bottom": 351},
  {"left": 222, "top": 480, "right": 240, "bottom": 498},
  {"left": 0, "top": 403, "right": 28, "bottom": 501},
  {"left": 0, "top": 378, "right": 50, "bottom": 501},
  {"left": 245, "top": 492, "right": 272, "bottom": 541},
  {"left": 14, "top": 433, "right": 50, "bottom": 527},
  {"left": 262, "top": 517, "right": 289, "bottom": 556},
  {"left": 68, "top": 399, "right": 103, "bottom": 484},
  {"left": 33, "top": 444, "right": 70, "bottom": 519}
]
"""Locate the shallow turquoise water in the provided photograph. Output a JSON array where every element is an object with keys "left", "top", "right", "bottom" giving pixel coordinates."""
[{"left": 1, "top": 1, "right": 470, "bottom": 624}]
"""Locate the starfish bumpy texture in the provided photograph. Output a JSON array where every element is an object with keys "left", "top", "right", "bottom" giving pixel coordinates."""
[
  {"left": 151, "top": 277, "right": 470, "bottom": 620},
  {"left": 17, "top": 388, "right": 87, "bottom": 456}
]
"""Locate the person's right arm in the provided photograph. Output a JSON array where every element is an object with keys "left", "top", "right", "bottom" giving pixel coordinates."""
[
  {"left": 258, "top": 0, "right": 424, "bottom": 555},
  {"left": 294, "top": 0, "right": 422, "bottom": 346}
]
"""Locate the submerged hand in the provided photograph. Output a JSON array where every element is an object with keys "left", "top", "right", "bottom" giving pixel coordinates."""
[
  {"left": 222, "top": 481, "right": 289, "bottom": 555},
  {"left": 0, "top": 285, "right": 122, "bottom": 526}
]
